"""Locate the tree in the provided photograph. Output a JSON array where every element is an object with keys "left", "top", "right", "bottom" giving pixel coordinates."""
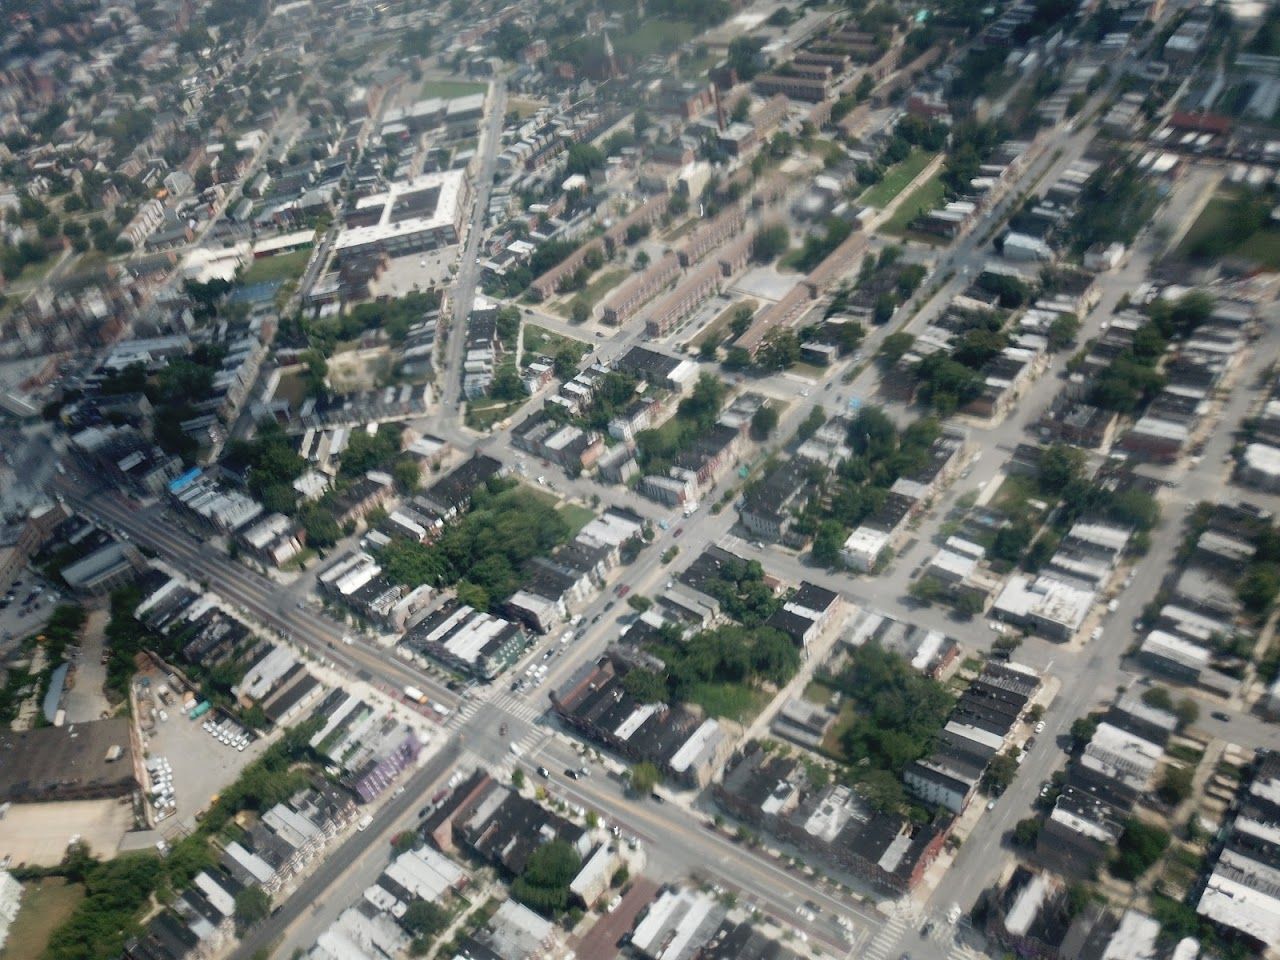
[
  {"left": 1047, "top": 314, "right": 1080, "bottom": 350},
  {"left": 731, "top": 96, "right": 750, "bottom": 123},
  {"left": 856, "top": 74, "right": 875, "bottom": 101},
  {"left": 811, "top": 520, "right": 846, "bottom": 568},
  {"left": 234, "top": 886, "right": 271, "bottom": 932},
  {"left": 622, "top": 668, "right": 668, "bottom": 704},
  {"left": 727, "top": 36, "right": 765, "bottom": 81},
  {"left": 756, "top": 330, "right": 800, "bottom": 371},
  {"left": 1239, "top": 562, "right": 1280, "bottom": 615},
  {"left": 798, "top": 407, "right": 826, "bottom": 441},
  {"left": 1070, "top": 715, "right": 1099, "bottom": 749},
  {"left": 729, "top": 305, "right": 755, "bottom": 337},
  {"left": 1157, "top": 765, "right": 1194, "bottom": 806},
  {"left": 1141, "top": 685, "right": 1174, "bottom": 712},
  {"left": 1013, "top": 818, "right": 1042, "bottom": 847},
  {"left": 194, "top": 164, "right": 214, "bottom": 192},
  {"left": 983, "top": 751, "right": 1019, "bottom": 795},
  {"left": 723, "top": 347, "right": 752, "bottom": 371},
  {"left": 878, "top": 331, "right": 915, "bottom": 365},
  {"left": 512, "top": 840, "right": 581, "bottom": 914},
  {"left": 511, "top": 767, "right": 525, "bottom": 790},
  {"left": 1111, "top": 819, "right": 1170, "bottom": 880},
  {"left": 299, "top": 504, "right": 341, "bottom": 549},
  {"left": 456, "top": 581, "right": 490, "bottom": 611},
  {"left": 750, "top": 223, "right": 790, "bottom": 263},
  {"left": 1038, "top": 443, "right": 1086, "bottom": 494},
  {"left": 629, "top": 761, "right": 661, "bottom": 796},
  {"left": 565, "top": 143, "right": 604, "bottom": 177},
  {"left": 554, "top": 346, "right": 580, "bottom": 379},
  {"left": 626, "top": 594, "right": 652, "bottom": 612},
  {"left": 393, "top": 459, "right": 422, "bottom": 494},
  {"left": 750, "top": 405, "right": 779, "bottom": 441},
  {"left": 1174, "top": 697, "right": 1199, "bottom": 731},
  {"left": 401, "top": 899, "right": 448, "bottom": 940},
  {"left": 570, "top": 299, "right": 591, "bottom": 325}
]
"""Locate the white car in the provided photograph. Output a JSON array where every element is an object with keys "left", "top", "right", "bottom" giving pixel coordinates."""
[
  {"left": 947, "top": 903, "right": 962, "bottom": 925},
  {"left": 1034, "top": 720, "right": 1046, "bottom": 734}
]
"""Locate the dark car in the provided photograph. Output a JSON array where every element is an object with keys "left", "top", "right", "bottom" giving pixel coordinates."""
[
  {"left": 537, "top": 766, "right": 550, "bottom": 778},
  {"left": 1211, "top": 710, "right": 1232, "bottom": 722},
  {"left": 564, "top": 768, "right": 581, "bottom": 780}
]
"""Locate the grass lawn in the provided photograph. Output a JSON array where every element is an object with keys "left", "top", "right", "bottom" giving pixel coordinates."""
[
  {"left": 860, "top": 149, "right": 937, "bottom": 209},
  {"left": 9, "top": 254, "right": 57, "bottom": 291},
  {"left": 692, "top": 299, "right": 757, "bottom": 349},
  {"left": 614, "top": 20, "right": 695, "bottom": 59},
  {"left": 688, "top": 682, "right": 769, "bottom": 722},
  {"left": 418, "top": 78, "right": 486, "bottom": 99},
  {"left": 803, "top": 680, "right": 834, "bottom": 705},
  {"left": 272, "top": 368, "right": 311, "bottom": 408},
  {"left": 507, "top": 97, "right": 544, "bottom": 119},
  {"left": 880, "top": 170, "right": 948, "bottom": 237},
  {"left": 820, "top": 701, "right": 856, "bottom": 761},
  {"left": 579, "top": 268, "right": 627, "bottom": 309},
  {"left": 1176, "top": 189, "right": 1280, "bottom": 269},
  {"left": 558, "top": 503, "right": 596, "bottom": 536},
  {"left": 806, "top": 138, "right": 846, "bottom": 167},
  {"left": 465, "top": 399, "right": 522, "bottom": 431},
  {"left": 241, "top": 247, "right": 312, "bottom": 285},
  {"left": 5, "top": 878, "right": 85, "bottom": 960},
  {"left": 522, "top": 325, "right": 589, "bottom": 363},
  {"left": 663, "top": 217, "right": 701, "bottom": 243}
]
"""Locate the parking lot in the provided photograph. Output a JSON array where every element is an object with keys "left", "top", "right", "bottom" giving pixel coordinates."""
[
  {"left": 140, "top": 688, "right": 272, "bottom": 836},
  {"left": 0, "top": 574, "right": 63, "bottom": 654}
]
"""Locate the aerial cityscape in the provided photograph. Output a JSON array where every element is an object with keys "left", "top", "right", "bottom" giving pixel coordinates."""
[{"left": 4, "top": 0, "right": 1280, "bottom": 959}]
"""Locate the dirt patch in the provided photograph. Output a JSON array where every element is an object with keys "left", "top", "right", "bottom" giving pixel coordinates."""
[
  {"left": 327, "top": 347, "right": 392, "bottom": 393},
  {"left": 62, "top": 608, "right": 108, "bottom": 724},
  {"left": 2, "top": 877, "right": 85, "bottom": 960},
  {"left": 0, "top": 799, "right": 135, "bottom": 867}
]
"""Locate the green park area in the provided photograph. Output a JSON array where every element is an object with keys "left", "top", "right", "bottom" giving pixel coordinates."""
[
  {"left": 859, "top": 149, "right": 937, "bottom": 209},
  {"left": 241, "top": 247, "right": 312, "bottom": 285}
]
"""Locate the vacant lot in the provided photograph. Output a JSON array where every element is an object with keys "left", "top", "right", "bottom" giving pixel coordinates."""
[
  {"left": 522, "top": 325, "right": 589, "bottom": 363},
  {"left": 1176, "top": 189, "right": 1280, "bottom": 269},
  {"left": 860, "top": 150, "right": 937, "bottom": 209},
  {"left": 880, "top": 170, "right": 949, "bottom": 241},
  {"left": 241, "top": 248, "right": 311, "bottom": 286},
  {"left": 418, "top": 78, "right": 486, "bottom": 99},
  {"left": 3, "top": 877, "right": 85, "bottom": 960},
  {"left": 692, "top": 298, "right": 757, "bottom": 349},
  {"left": 327, "top": 346, "right": 393, "bottom": 393},
  {"left": 0, "top": 799, "right": 133, "bottom": 866}
]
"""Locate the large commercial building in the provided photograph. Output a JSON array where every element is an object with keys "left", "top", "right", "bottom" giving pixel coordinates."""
[{"left": 333, "top": 170, "right": 471, "bottom": 262}]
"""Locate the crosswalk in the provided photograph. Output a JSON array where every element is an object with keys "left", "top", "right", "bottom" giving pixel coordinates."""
[
  {"left": 486, "top": 690, "right": 546, "bottom": 725},
  {"left": 850, "top": 903, "right": 992, "bottom": 960},
  {"left": 442, "top": 688, "right": 547, "bottom": 733},
  {"left": 854, "top": 904, "right": 915, "bottom": 960}
]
